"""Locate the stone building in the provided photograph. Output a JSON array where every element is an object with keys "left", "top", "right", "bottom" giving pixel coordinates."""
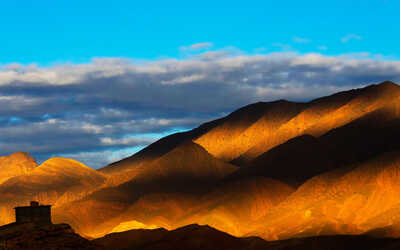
[{"left": 14, "top": 201, "right": 52, "bottom": 225}]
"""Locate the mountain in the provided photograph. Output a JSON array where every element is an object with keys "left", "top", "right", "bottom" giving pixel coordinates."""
[
  {"left": 3, "top": 222, "right": 400, "bottom": 250},
  {"left": 3, "top": 81, "right": 400, "bottom": 245},
  {"left": 247, "top": 151, "right": 400, "bottom": 240},
  {"left": 102, "top": 81, "right": 400, "bottom": 187},
  {"left": 176, "top": 177, "right": 294, "bottom": 236},
  {"left": 0, "top": 157, "right": 107, "bottom": 225},
  {"left": 93, "top": 224, "right": 400, "bottom": 250},
  {"left": 194, "top": 100, "right": 306, "bottom": 162},
  {"left": 129, "top": 141, "right": 237, "bottom": 191},
  {"left": 101, "top": 177, "right": 294, "bottom": 237},
  {"left": 0, "top": 152, "right": 37, "bottom": 184},
  {"left": 53, "top": 81, "right": 400, "bottom": 239},
  {"left": 228, "top": 94, "right": 400, "bottom": 186},
  {"left": 99, "top": 117, "right": 225, "bottom": 175},
  {"left": 0, "top": 223, "right": 98, "bottom": 250},
  {"left": 52, "top": 142, "right": 237, "bottom": 237},
  {"left": 234, "top": 81, "right": 400, "bottom": 165},
  {"left": 93, "top": 224, "right": 270, "bottom": 250},
  {"left": 226, "top": 135, "right": 335, "bottom": 186}
]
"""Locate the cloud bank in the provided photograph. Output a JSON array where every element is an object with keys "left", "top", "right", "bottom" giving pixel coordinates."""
[{"left": 1, "top": 50, "right": 399, "bottom": 168}]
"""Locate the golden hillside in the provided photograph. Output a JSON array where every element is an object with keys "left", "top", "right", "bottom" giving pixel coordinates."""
[
  {"left": 0, "top": 152, "right": 37, "bottom": 184},
  {"left": 0, "top": 157, "right": 107, "bottom": 225}
]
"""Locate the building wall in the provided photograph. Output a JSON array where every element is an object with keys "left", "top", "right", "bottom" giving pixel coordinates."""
[{"left": 14, "top": 206, "right": 51, "bottom": 225}]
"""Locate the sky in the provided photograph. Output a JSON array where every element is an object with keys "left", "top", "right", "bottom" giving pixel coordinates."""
[{"left": 0, "top": 0, "right": 400, "bottom": 168}]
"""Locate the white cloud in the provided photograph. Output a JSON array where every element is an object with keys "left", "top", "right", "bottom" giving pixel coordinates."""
[
  {"left": 100, "top": 136, "right": 153, "bottom": 146},
  {"left": 161, "top": 74, "right": 205, "bottom": 85},
  {"left": 180, "top": 42, "right": 214, "bottom": 52},
  {"left": 0, "top": 49, "right": 399, "bottom": 168},
  {"left": 341, "top": 34, "right": 363, "bottom": 43},
  {"left": 293, "top": 36, "right": 311, "bottom": 43},
  {"left": 272, "top": 43, "right": 292, "bottom": 51}
]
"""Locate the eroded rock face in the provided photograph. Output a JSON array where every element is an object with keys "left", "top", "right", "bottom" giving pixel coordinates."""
[{"left": 0, "top": 223, "right": 99, "bottom": 250}]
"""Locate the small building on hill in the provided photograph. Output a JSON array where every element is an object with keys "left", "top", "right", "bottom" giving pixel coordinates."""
[{"left": 14, "top": 201, "right": 52, "bottom": 225}]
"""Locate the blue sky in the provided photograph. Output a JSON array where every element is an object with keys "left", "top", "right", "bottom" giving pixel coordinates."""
[
  {"left": 0, "top": 0, "right": 398, "bottom": 64},
  {"left": 0, "top": 0, "right": 400, "bottom": 168}
]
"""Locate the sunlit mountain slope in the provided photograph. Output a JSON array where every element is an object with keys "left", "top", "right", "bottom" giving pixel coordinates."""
[
  {"left": 99, "top": 177, "right": 294, "bottom": 238},
  {"left": 0, "top": 152, "right": 37, "bottom": 184},
  {"left": 199, "top": 81, "right": 400, "bottom": 166},
  {"left": 195, "top": 100, "right": 305, "bottom": 162},
  {"left": 177, "top": 177, "right": 294, "bottom": 236},
  {"left": 0, "top": 157, "right": 107, "bottom": 225},
  {"left": 53, "top": 142, "right": 237, "bottom": 237},
  {"left": 102, "top": 81, "right": 400, "bottom": 188},
  {"left": 228, "top": 96, "right": 400, "bottom": 186},
  {"left": 249, "top": 150, "right": 400, "bottom": 240}
]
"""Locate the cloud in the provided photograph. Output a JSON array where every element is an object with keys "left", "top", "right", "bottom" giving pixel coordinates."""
[
  {"left": 272, "top": 43, "right": 292, "bottom": 51},
  {"left": 293, "top": 36, "right": 311, "bottom": 43},
  {"left": 318, "top": 45, "right": 328, "bottom": 51},
  {"left": 0, "top": 50, "right": 399, "bottom": 168},
  {"left": 180, "top": 42, "right": 214, "bottom": 51},
  {"left": 341, "top": 34, "right": 362, "bottom": 43}
]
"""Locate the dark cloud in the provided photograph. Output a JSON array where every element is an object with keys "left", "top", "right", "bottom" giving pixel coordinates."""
[{"left": 0, "top": 52, "right": 399, "bottom": 168}]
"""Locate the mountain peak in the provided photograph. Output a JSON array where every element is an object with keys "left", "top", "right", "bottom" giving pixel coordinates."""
[
  {"left": 355, "top": 81, "right": 400, "bottom": 101},
  {"left": 34, "top": 157, "right": 103, "bottom": 179},
  {"left": 370, "top": 80, "right": 400, "bottom": 93},
  {"left": 40, "top": 157, "right": 90, "bottom": 169},
  {"left": 377, "top": 80, "right": 398, "bottom": 87},
  {"left": 4, "top": 152, "right": 37, "bottom": 165},
  {"left": 0, "top": 152, "right": 37, "bottom": 184},
  {"left": 9, "top": 152, "right": 34, "bottom": 159}
]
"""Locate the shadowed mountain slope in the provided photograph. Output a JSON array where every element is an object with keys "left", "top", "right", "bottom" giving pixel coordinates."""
[
  {"left": 99, "top": 177, "right": 294, "bottom": 238},
  {"left": 53, "top": 142, "right": 238, "bottom": 237},
  {"left": 226, "top": 135, "right": 335, "bottom": 186},
  {"left": 3, "top": 222, "right": 400, "bottom": 250},
  {"left": 176, "top": 177, "right": 295, "bottom": 236},
  {"left": 99, "top": 117, "right": 226, "bottom": 176},
  {"left": 93, "top": 224, "right": 269, "bottom": 250},
  {"left": 93, "top": 224, "right": 400, "bottom": 250},
  {"left": 227, "top": 99, "right": 400, "bottom": 186},
  {"left": 98, "top": 141, "right": 237, "bottom": 200},
  {"left": 0, "top": 223, "right": 98, "bottom": 250},
  {"left": 100, "top": 100, "right": 303, "bottom": 174},
  {"left": 234, "top": 81, "right": 400, "bottom": 166}
]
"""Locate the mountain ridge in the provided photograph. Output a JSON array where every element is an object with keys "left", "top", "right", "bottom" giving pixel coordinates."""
[{"left": 2, "top": 81, "right": 400, "bottom": 243}]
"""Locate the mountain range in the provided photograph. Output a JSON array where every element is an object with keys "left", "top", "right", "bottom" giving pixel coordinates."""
[{"left": 1, "top": 81, "right": 400, "bottom": 245}]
